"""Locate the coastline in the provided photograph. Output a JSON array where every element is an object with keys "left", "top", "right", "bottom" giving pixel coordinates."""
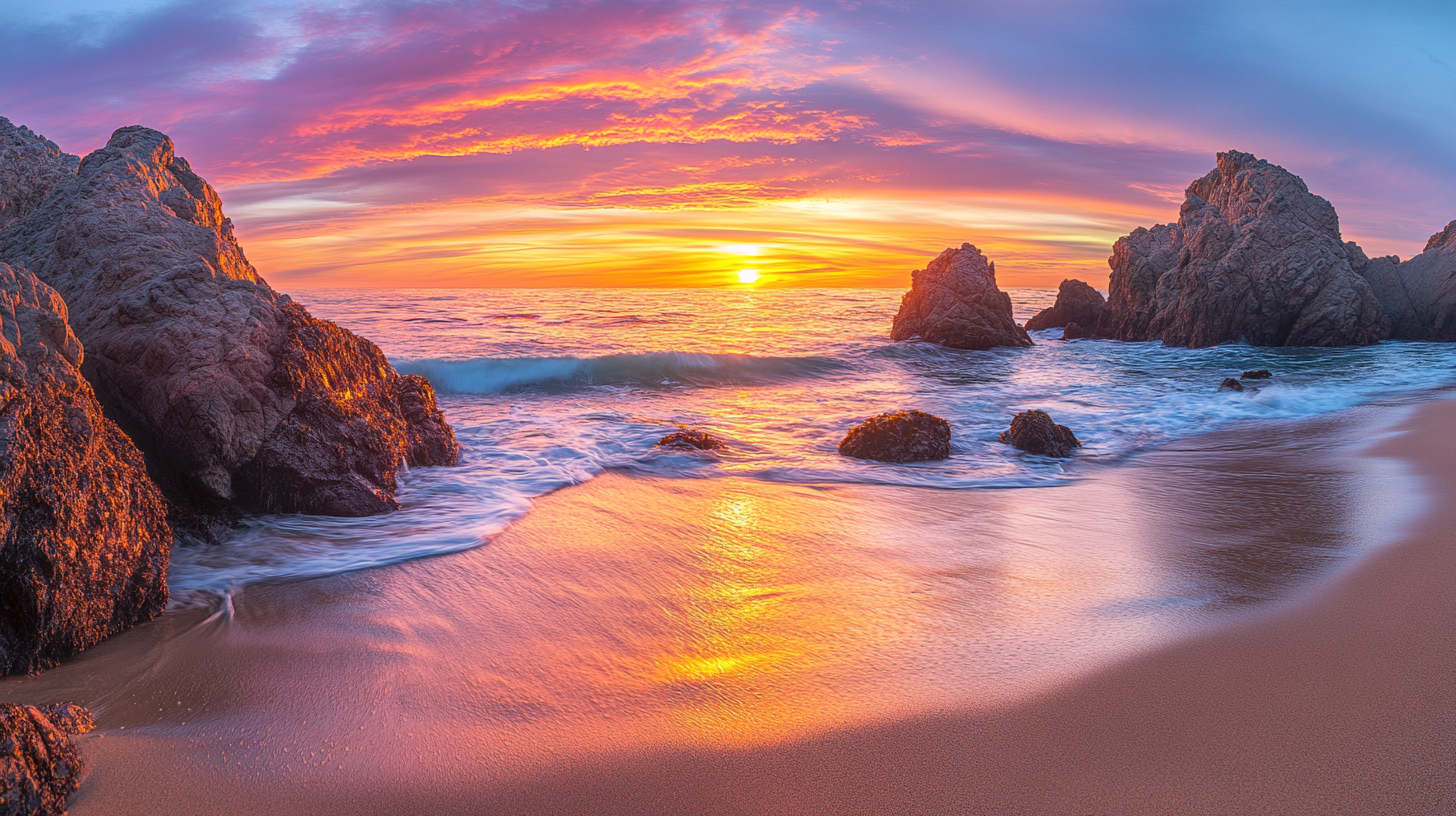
[
  {"left": 479, "top": 397, "right": 1456, "bottom": 815},
  {"left": 0, "top": 393, "right": 1450, "bottom": 814}
]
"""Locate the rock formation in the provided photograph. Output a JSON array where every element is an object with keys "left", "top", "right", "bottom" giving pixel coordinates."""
[
  {"left": 0, "top": 119, "right": 78, "bottom": 237},
  {"left": 1095, "top": 151, "right": 1390, "bottom": 347},
  {"left": 0, "top": 703, "right": 90, "bottom": 815},
  {"left": 1025, "top": 279, "right": 1106, "bottom": 331},
  {"left": 0, "top": 262, "right": 170, "bottom": 675},
  {"left": 0, "top": 126, "right": 459, "bottom": 520},
  {"left": 1219, "top": 378, "right": 1245, "bottom": 392},
  {"left": 34, "top": 705, "right": 92, "bottom": 737},
  {"left": 1000, "top": 410, "right": 1079, "bottom": 457},
  {"left": 1363, "top": 221, "right": 1456, "bottom": 341},
  {"left": 838, "top": 410, "right": 952, "bottom": 463},
  {"left": 1242, "top": 369, "right": 1272, "bottom": 380},
  {"left": 891, "top": 244, "right": 1032, "bottom": 349},
  {"left": 656, "top": 428, "right": 725, "bottom": 451}
]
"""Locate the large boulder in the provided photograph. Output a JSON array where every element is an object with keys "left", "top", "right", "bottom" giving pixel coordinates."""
[
  {"left": 1365, "top": 221, "right": 1456, "bottom": 340},
  {"left": 1095, "top": 151, "right": 1390, "bottom": 347},
  {"left": 0, "top": 126, "right": 459, "bottom": 519},
  {"left": 0, "top": 703, "right": 89, "bottom": 816},
  {"left": 839, "top": 410, "right": 952, "bottom": 463},
  {"left": 0, "top": 119, "right": 78, "bottom": 237},
  {"left": 891, "top": 243, "right": 1032, "bottom": 349},
  {"left": 1000, "top": 410, "right": 1080, "bottom": 457},
  {"left": 0, "top": 262, "right": 170, "bottom": 675},
  {"left": 1025, "top": 279, "right": 1106, "bottom": 331}
]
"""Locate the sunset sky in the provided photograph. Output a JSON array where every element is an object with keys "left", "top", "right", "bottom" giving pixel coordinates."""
[{"left": 2, "top": 1, "right": 1453, "bottom": 288}]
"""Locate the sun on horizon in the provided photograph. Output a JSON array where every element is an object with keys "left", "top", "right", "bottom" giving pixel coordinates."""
[{"left": 737, "top": 268, "right": 760, "bottom": 284}]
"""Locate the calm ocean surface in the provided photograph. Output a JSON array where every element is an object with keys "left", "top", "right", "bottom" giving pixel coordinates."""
[{"left": 168, "top": 287, "right": 1456, "bottom": 598}]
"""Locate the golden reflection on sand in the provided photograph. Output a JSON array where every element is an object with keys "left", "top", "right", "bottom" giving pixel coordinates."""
[{"left": 0, "top": 407, "right": 1422, "bottom": 815}]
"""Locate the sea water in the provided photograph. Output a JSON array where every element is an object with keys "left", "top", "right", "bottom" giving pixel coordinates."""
[{"left": 168, "top": 288, "right": 1456, "bottom": 598}]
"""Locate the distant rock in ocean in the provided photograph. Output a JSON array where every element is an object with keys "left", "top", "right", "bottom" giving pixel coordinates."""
[
  {"left": 1095, "top": 151, "right": 1390, "bottom": 347},
  {"left": 0, "top": 262, "right": 170, "bottom": 676},
  {"left": 891, "top": 243, "right": 1032, "bottom": 349},
  {"left": 0, "top": 118, "right": 78, "bottom": 236},
  {"left": 1025, "top": 279, "right": 1105, "bottom": 331},
  {"left": 839, "top": 410, "right": 952, "bottom": 462},
  {"left": 0, "top": 126, "right": 460, "bottom": 521},
  {"left": 1364, "top": 220, "right": 1456, "bottom": 341}
]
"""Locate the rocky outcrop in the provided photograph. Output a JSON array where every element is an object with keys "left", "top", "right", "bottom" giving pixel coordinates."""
[
  {"left": 1000, "top": 410, "right": 1079, "bottom": 457},
  {"left": 656, "top": 428, "right": 725, "bottom": 451},
  {"left": 1242, "top": 369, "right": 1272, "bottom": 380},
  {"left": 34, "top": 705, "right": 91, "bottom": 737},
  {"left": 1369, "top": 221, "right": 1456, "bottom": 341},
  {"left": 891, "top": 244, "right": 1032, "bottom": 349},
  {"left": 838, "top": 410, "right": 951, "bottom": 463},
  {"left": 0, "top": 126, "right": 459, "bottom": 519},
  {"left": 1219, "top": 378, "right": 1245, "bottom": 392},
  {"left": 1025, "top": 279, "right": 1105, "bottom": 331},
  {"left": 0, "top": 262, "right": 170, "bottom": 675},
  {"left": 0, "top": 703, "right": 89, "bottom": 816},
  {"left": 1095, "top": 151, "right": 1390, "bottom": 347},
  {"left": 0, "top": 119, "right": 78, "bottom": 237}
]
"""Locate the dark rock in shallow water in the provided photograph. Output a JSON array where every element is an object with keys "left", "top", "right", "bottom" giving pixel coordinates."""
[
  {"left": 0, "top": 703, "right": 87, "bottom": 815},
  {"left": 999, "top": 410, "right": 1079, "bottom": 457},
  {"left": 1025, "top": 279, "right": 1105, "bottom": 331},
  {"left": 1096, "top": 151, "right": 1390, "bottom": 347},
  {"left": 891, "top": 244, "right": 1032, "bottom": 350},
  {"left": 1241, "top": 369, "right": 1272, "bottom": 380},
  {"left": 0, "top": 118, "right": 78, "bottom": 237},
  {"left": 1219, "top": 377, "right": 1246, "bottom": 392},
  {"left": 839, "top": 411, "right": 951, "bottom": 463},
  {"left": 0, "top": 262, "right": 170, "bottom": 675},
  {"left": 1061, "top": 321, "right": 1095, "bottom": 340},
  {"left": 656, "top": 428, "right": 725, "bottom": 451},
  {"left": 0, "top": 126, "right": 460, "bottom": 519}
]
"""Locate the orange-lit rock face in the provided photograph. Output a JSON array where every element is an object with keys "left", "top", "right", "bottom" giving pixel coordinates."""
[{"left": 0, "top": 126, "right": 460, "bottom": 519}]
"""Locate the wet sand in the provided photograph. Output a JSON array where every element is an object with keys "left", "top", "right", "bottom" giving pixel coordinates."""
[{"left": 3, "top": 397, "right": 1453, "bottom": 814}]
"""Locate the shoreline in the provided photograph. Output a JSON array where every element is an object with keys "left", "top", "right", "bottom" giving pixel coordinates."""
[
  {"left": 0, "top": 393, "right": 1449, "bottom": 814},
  {"left": 476, "top": 397, "right": 1456, "bottom": 815}
]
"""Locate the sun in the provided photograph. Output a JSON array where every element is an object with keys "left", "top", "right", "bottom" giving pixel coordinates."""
[{"left": 737, "top": 268, "right": 760, "bottom": 284}]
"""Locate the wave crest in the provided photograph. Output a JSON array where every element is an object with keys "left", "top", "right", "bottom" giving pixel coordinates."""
[{"left": 397, "top": 352, "right": 843, "bottom": 394}]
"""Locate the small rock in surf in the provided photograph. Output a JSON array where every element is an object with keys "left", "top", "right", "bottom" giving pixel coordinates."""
[
  {"left": 839, "top": 411, "right": 952, "bottom": 463},
  {"left": 656, "top": 428, "right": 726, "bottom": 451},
  {"left": 1000, "top": 410, "right": 1080, "bottom": 457}
]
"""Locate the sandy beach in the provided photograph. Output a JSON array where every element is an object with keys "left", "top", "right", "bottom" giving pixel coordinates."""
[{"left": 2, "top": 395, "right": 1452, "bottom": 814}]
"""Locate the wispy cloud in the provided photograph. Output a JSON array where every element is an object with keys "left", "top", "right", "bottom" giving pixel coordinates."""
[{"left": 1, "top": 0, "right": 1452, "bottom": 287}]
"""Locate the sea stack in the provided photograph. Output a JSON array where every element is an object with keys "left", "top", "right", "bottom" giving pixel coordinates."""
[
  {"left": 891, "top": 243, "right": 1032, "bottom": 349},
  {"left": 1095, "top": 151, "right": 1390, "bottom": 347},
  {"left": 0, "top": 126, "right": 460, "bottom": 521},
  {"left": 1361, "top": 221, "right": 1456, "bottom": 340},
  {"left": 1024, "top": 279, "right": 1106, "bottom": 331},
  {"left": 0, "top": 262, "right": 170, "bottom": 676}
]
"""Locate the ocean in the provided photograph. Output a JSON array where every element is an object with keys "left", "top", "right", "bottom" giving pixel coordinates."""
[{"left": 167, "top": 287, "right": 1456, "bottom": 600}]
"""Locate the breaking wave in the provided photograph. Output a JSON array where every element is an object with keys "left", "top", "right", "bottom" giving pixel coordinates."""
[{"left": 397, "top": 352, "right": 845, "bottom": 394}]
